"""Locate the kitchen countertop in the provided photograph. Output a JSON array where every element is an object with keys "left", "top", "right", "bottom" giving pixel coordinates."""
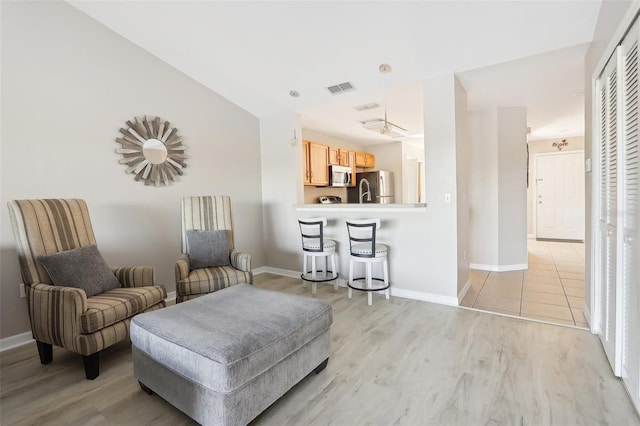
[{"left": 294, "top": 203, "right": 427, "bottom": 212}]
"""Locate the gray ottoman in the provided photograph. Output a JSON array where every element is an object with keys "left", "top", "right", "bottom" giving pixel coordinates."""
[{"left": 130, "top": 284, "right": 332, "bottom": 426}]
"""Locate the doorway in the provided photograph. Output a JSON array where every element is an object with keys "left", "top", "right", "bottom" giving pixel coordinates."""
[
  {"left": 462, "top": 143, "right": 588, "bottom": 328},
  {"left": 534, "top": 151, "right": 585, "bottom": 240}
]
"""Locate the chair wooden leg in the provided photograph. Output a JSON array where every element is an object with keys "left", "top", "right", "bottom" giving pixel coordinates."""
[
  {"left": 36, "top": 341, "right": 53, "bottom": 365},
  {"left": 83, "top": 352, "right": 100, "bottom": 380}
]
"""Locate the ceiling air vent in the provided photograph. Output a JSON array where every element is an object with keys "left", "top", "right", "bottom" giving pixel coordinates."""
[
  {"left": 326, "top": 82, "right": 356, "bottom": 95},
  {"left": 353, "top": 102, "right": 380, "bottom": 111}
]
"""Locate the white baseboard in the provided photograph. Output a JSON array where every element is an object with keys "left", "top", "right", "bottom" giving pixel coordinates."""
[
  {"left": 458, "top": 279, "right": 471, "bottom": 304},
  {"left": 0, "top": 331, "right": 34, "bottom": 352},
  {"left": 583, "top": 303, "right": 593, "bottom": 333},
  {"left": 165, "top": 291, "right": 176, "bottom": 305},
  {"left": 391, "top": 287, "right": 459, "bottom": 306},
  {"left": 469, "top": 263, "right": 528, "bottom": 272},
  {"left": 528, "top": 234, "right": 536, "bottom": 239},
  {"left": 254, "top": 266, "right": 349, "bottom": 287},
  {"left": 253, "top": 266, "right": 300, "bottom": 279},
  {"left": 256, "top": 267, "right": 458, "bottom": 305}
]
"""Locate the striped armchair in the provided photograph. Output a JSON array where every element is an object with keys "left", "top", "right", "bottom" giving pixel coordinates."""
[
  {"left": 175, "top": 196, "right": 252, "bottom": 303},
  {"left": 7, "top": 199, "right": 166, "bottom": 379}
]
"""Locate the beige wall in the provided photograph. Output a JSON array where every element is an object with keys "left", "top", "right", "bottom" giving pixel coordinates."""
[
  {"left": 497, "top": 108, "right": 528, "bottom": 267},
  {"left": 0, "top": 2, "right": 265, "bottom": 338},
  {"left": 469, "top": 110, "right": 499, "bottom": 266},
  {"left": 454, "top": 76, "right": 471, "bottom": 294},
  {"left": 401, "top": 140, "right": 426, "bottom": 203},
  {"left": 468, "top": 107, "right": 528, "bottom": 270},
  {"left": 367, "top": 142, "right": 403, "bottom": 202},
  {"left": 526, "top": 136, "right": 585, "bottom": 236},
  {"left": 422, "top": 73, "right": 468, "bottom": 298},
  {"left": 303, "top": 186, "right": 348, "bottom": 204}
]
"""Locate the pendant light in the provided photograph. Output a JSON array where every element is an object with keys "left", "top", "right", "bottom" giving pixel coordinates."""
[{"left": 379, "top": 63, "right": 393, "bottom": 135}]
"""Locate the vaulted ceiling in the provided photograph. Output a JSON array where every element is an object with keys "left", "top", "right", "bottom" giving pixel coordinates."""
[{"left": 69, "top": 1, "right": 602, "bottom": 143}]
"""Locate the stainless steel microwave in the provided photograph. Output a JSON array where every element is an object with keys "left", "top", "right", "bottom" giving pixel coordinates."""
[{"left": 329, "top": 165, "right": 352, "bottom": 187}]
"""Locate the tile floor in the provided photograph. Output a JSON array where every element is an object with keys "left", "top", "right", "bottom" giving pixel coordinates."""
[{"left": 460, "top": 239, "right": 588, "bottom": 328}]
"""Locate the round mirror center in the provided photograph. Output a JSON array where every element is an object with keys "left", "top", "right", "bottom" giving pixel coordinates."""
[{"left": 142, "top": 138, "right": 168, "bottom": 165}]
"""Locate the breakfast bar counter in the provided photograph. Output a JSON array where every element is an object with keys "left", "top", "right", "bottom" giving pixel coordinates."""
[
  {"left": 294, "top": 203, "right": 427, "bottom": 213},
  {"left": 291, "top": 201, "right": 462, "bottom": 307}
]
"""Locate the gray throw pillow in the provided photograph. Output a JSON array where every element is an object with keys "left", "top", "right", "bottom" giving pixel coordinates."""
[
  {"left": 186, "top": 229, "right": 230, "bottom": 270},
  {"left": 37, "top": 245, "right": 121, "bottom": 297}
]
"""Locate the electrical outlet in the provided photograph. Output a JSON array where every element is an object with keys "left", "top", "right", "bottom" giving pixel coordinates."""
[
  {"left": 463, "top": 250, "right": 467, "bottom": 260},
  {"left": 19, "top": 283, "right": 26, "bottom": 298}
]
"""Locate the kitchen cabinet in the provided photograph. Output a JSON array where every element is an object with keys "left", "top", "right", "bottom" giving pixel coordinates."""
[
  {"left": 303, "top": 140, "right": 329, "bottom": 186},
  {"left": 303, "top": 140, "right": 373, "bottom": 186},
  {"left": 356, "top": 152, "right": 375, "bottom": 168},
  {"left": 328, "top": 147, "right": 351, "bottom": 166},
  {"left": 328, "top": 146, "right": 340, "bottom": 165},
  {"left": 348, "top": 151, "right": 356, "bottom": 186},
  {"left": 339, "top": 149, "right": 350, "bottom": 166},
  {"left": 303, "top": 141, "right": 311, "bottom": 185}
]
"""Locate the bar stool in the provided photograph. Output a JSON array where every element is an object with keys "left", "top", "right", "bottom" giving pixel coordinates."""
[
  {"left": 346, "top": 219, "right": 389, "bottom": 305},
  {"left": 298, "top": 217, "right": 338, "bottom": 294}
]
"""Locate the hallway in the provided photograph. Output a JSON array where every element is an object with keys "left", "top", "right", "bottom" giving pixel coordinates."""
[{"left": 461, "top": 240, "right": 587, "bottom": 327}]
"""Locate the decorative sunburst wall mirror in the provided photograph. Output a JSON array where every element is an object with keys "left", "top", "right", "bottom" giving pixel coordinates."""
[{"left": 115, "top": 116, "right": 187, "bottom": 186}]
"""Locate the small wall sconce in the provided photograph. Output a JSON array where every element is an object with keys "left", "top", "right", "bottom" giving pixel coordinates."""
[
  {"left": 552, "top": 139, "right": 569, "bottom": 151},
  {"left": 289, "top": 90, "right": 300, "bottom": 146},
  {"left": 290, "top": 128, "right": 299, "bottom": 146}
]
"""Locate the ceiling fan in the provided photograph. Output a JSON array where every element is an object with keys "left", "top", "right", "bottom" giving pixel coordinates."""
[{"left": 361, "top": 63, "right": 409, "bottom": 138}]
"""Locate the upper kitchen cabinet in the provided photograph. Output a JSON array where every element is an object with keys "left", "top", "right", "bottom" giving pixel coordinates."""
[
  {"left": 328, "top": 146, "right": 340, "bottom": 165},
  {"left": 303, "top": 140, "right": 329, "bottom": 186},
  {"left": 339, "top": 149, "right": 350, "bottom": 166},
  {"left": 303, "top": 140, "right": 311, "bottom": 185},
  {"left": 349, "top": 151, "right": 356, "bottom": 186},
  {"left": 328, "top": 147, "right": 351, "bottom": 166},
  {"left": 356, "top": 152, "right": 375, "bottom": 168}
]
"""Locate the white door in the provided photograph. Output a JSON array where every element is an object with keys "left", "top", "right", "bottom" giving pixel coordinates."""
[
  {"left": 535, "top": 152, "right": 585, "bottom": 240},
  {"left": 620, "top": 19, "right": 640, "bottom": 411},
  {"left": 596, "top": 48, "right": 621, "bottom": 376}
]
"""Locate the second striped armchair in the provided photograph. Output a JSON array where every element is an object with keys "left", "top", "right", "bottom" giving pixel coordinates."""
[{"left": 175, "top": 196, "right": 253, "bottom": 303}]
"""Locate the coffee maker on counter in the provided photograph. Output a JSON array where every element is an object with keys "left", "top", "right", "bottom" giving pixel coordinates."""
[{"left": 318, "top": 195, "right": 342, "bottom": 204}]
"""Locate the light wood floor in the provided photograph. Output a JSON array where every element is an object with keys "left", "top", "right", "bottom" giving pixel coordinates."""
[{"left": 1, "top": 273, "right": 639, "bottom": 425}]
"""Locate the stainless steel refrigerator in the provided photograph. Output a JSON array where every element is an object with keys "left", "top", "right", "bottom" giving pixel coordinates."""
[{"left": 347, "top": 171, "right": 395, "bottom": 204}]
